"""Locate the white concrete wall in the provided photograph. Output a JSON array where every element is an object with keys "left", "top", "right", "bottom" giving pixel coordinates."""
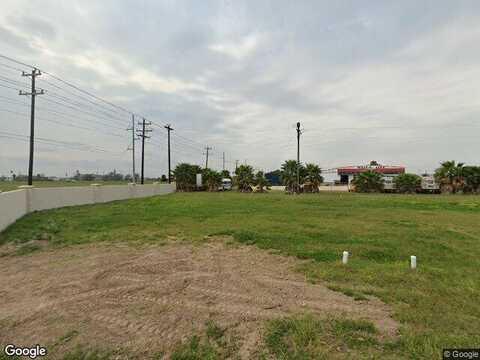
[
  {"left": 0, "top": 190, "right": 27, "bottom": 232},
  {"left": 95, "top": 185, "right": 131, "bottom": 203},
  {"left": 31, "top": 186, "right": 95, "bottom": 212},
  {"left": 0, "top": 183, "right": 175, "bottom": 233}
]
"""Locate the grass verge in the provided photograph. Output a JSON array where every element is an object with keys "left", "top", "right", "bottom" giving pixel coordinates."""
[{"left": 1, "top": 191, "right": 479, "bottom": 358}]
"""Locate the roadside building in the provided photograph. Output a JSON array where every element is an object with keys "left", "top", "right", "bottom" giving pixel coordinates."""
[{"left": 337, "top": 162, "right": 405, "bottom": 189}]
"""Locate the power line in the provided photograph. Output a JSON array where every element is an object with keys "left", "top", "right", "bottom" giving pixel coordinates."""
[
  {"left": 0, "top": 82, "right": 23, "bottom": 91},
  {"left": 0, "top": 106, "right": 125, "bottom": 138},
  {"left": 44, "top": 91, "right": 127, "bottom": 124},
  {"left": 0, "top": 53, "right": 232, "bottom": 177},
  {"left": 0, "top": 62, "right": 26, "bottom": 73},
  {"left": 0, "top": 54, "right": 35, "bottom": 70},
  {"left": 40, "top": 95, "right": 128, "bottom": 128},
  {"left": 0, "top": 130, "right": 120, "bottom": 154},
  {"left": 0, "top": 74, "right": 29, "bottom": 88},
  {"left": 37, "top": 77, "right": 127, "bottom": 117}
]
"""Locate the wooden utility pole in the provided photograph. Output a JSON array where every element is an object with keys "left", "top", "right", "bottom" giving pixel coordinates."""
[
  {"left": 164, "top": 124, "right": 173, "bottom": 183},
  {"left": 204, "top": 146, "right": 212, "bottom": 169},
  {"left": 296, "top": 122, "right": 302, "bottom": 194},
  {"left": 127, "top": 114, "right": 136, "bottom": 182},
  {"left": 19, "top": 68, "right": 44, "bottom": 185},
  {"left": 137, "top": 118, "right": 152, "bottom": 184}
]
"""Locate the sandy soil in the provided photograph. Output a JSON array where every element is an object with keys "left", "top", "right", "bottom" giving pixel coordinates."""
[{"left": 0, "top": 241, "right": 398, "bottom": 359}]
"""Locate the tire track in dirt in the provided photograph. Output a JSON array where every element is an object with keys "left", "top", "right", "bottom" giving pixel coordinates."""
[{"left": 0, "top": 242, "right": 400, "bottom": 359}]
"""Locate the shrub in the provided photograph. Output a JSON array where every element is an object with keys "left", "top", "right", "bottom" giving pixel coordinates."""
[
  {"left": 394, "top": 173, "right": 421, "bottom": 193},
  {"left": 173, "top": 163, "right": 202, "bottom": 191},
  {"left": 351, "top": 171, "right": 384, "bottom": 193}
]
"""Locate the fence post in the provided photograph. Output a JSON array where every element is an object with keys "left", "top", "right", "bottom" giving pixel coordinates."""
[
  {"left": 18, "top": 185, "right": 34, "bottom": 213},
  {"left": 128, "top": 182, "right": 136, "bottom": 199},
  {"left": 153, "top": 181, "right": 160, "bottom": 195},
  {"left": 90, "top": 183, "right": 101, "bottom": 203}
]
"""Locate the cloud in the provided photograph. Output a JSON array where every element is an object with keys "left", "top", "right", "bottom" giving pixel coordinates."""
[{"left": 209, "top": 33, "right": 262, "bottom": 60}]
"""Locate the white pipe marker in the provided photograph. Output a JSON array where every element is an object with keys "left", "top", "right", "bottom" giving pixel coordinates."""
[
  {"left": 410, "top": 255, "right": 417, "bottom": 269},
  {"left": 342, "top": 251, "right": 349, "bottom": 264}
]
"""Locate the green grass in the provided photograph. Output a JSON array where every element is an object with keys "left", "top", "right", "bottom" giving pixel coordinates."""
[
  {"left": 263, "top": 315, "right": 380, "bottom": 359},
  {"left": 170, "top": 320, "right": 237, "bottom": 360},
  {"left": 171, "top": 336, "right": 220, "bottom": 360},
  {"left": 1, "top": 191, "right": 480, "bottom": 359}
]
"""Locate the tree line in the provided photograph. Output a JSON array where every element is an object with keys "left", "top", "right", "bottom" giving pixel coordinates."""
[{"left": 173, "top": 160, "right": 323, "bottom": 193}]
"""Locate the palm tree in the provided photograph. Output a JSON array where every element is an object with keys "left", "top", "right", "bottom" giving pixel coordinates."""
[
  {"left": 304, "top": 163, "right": 323, "bottom": 193},
  {"left": 235, "top": 165, "right": 255, "bottom": 192},
  {"left": 203, "top": 168, "right": 222, "bottom": 192},
  {"left": 351, "top": 171, "right": 384, "bottom": 193},
  {"left": 254, "top": 171, "right": 270, "bottom": 193},
  {"left": 434, "top": 161, "right": 465, "bottom": 193},
  {"left": 221, "top": 170, "right": 231, "bottom": 179},
  {"left": 462, "top": 166, "right": 480, "bottom": 193},
  {"left": 281, "top": 160, "right": 304, "bottom": 194}
]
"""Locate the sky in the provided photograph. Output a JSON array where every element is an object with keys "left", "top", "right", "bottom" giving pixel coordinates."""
[{"left": 0, "top": 0, "right": 479, "bottom": 178}]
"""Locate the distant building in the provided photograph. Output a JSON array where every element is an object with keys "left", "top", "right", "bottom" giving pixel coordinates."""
[{"left": 337, "top": 162, "right": 405, "bottom": 186}]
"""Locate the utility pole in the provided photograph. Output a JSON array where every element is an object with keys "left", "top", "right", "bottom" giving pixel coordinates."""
[
  {"left": 235, "top": 160, "right": 239, "bottom": 173},
  {"left": 19, "top": 68, "right": 44, "bottom": 186},
  {"left": 204, "top": 146, "right": 212, "bottom": 169},
  {"left": 126, "top": 114, "right": 136, "bottom": 183},
  {"left": 136, "top": 118, "right": 152, "bottom": 184},
  {"left": 296, "top": 122, "right": 302, "bottom": 194},
  {"left": 222, "top": 152, "right": 225, "bottom": 171},
  {"left": 164, "top": 124, "right": 173, "bottom": 183}
]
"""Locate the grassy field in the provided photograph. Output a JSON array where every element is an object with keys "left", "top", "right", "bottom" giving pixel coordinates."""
[
  {"left": 0, "top": 180, "right": 158, "bottom": 192},
  {"left": 1, "top": 191, "right": 479, "bottom": 359}
]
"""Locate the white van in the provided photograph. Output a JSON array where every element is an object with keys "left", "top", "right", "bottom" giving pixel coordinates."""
[{"left": 221, "top": 178, "right": 232, "bottom": 191}]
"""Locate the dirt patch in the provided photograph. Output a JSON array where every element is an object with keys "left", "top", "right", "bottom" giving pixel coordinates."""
[{"left": 0, "top": 241, "right": 398, "bottom": 359}]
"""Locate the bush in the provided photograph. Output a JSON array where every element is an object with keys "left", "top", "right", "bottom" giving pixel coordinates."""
[
  {"left": 173, "top": 163, "right": 202, "bottom": 191},
  {"left": 394, "top": 173, "right": 421, "bottom": 193},
  {"left": 351, "top": 171, "right": 384, "bottom": 193}
]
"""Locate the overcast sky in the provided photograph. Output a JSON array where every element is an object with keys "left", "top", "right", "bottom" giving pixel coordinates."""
[{"left": 1, "top": 0, "right": 479, "bottom": 178}]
